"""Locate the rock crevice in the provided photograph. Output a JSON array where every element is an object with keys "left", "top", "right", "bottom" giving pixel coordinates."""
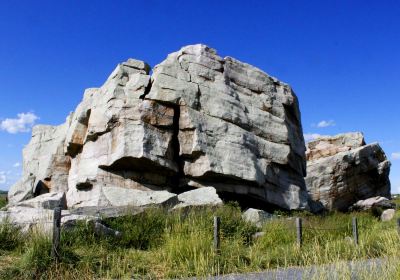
[{"left": 9, "top": 45, "right": 316, "bottom": 210}]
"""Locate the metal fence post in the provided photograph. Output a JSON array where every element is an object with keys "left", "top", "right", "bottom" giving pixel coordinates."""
[
  {"left": 214, "top": 216, "right": 221, "bottom": 254},
  {"left": 296, "top": 217, "right": 302, "bottom": 248},
  {"left": 51, "top": 206, "right": 62, "bottom": 260},
  {"left": 352, "top": 217, "right": 359, "bottom": 246}
]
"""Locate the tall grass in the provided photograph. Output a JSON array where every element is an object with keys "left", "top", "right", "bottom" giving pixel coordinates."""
[
  {"left": 1, "top": 203, "right": 400, "bottom": 279},
  {"left": 0, "top": 194, "right": 7, "bottom": 209},
  {"left": 0, "top": 219, "right": 23, "bottom": 252}
]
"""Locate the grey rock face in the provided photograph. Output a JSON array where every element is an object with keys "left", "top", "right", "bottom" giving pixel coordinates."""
[
  {"left": 147, "top": 45, "right": 308, "bottom": 210},
  {"left": 242, "top": 208, "right": 273, "bottom": 228},
  {"left": 14, "top": 192, "right": 67, "bottom": 209},
  {"left": 8, "top": 44, "right": 309, "bottom": 211},
  {"left": 305, "top": 133, "right": 391, "bottom": 211},
  {"left": 8, "top": 123, "right": 71, "bottom": 205},
  {"left": 93, "top": 222, "right": 122, "bottom": 238},
  {"left": 0, "top": 206, "right": 144, "bottom": 233},
  {"left": 381, "top": 209, "right": 395, "bottom": 221},
  {"left": 0, "top": 206, "right": 54, "bottom": 233},
  {"left": 98, "top": 188, "right": 178, "bottom": 208},
  {"left": 350, "top": 196, "right": 395, "bottom": 211},
  {"left": 173, "top": 187, "right": 223, "bottom": 209}
]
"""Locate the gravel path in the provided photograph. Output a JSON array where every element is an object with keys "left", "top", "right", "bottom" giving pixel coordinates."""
[{"left": 189, "top": 258, "right": 386, "bottom": 280}]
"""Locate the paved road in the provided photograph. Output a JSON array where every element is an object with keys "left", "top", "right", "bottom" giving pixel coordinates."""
[{"left": 190, "top": 258, "right": 386, "bottom": 280}]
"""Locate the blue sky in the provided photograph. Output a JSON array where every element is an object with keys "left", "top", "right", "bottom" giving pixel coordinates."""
[{"left": 0, "top": 0, "right": 399, "bottom": 192}]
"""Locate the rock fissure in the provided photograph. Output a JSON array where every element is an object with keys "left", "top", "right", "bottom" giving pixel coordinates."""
[
  {"left": 7, "top": 44, "right": 391, "bottom": 213},
  {"left": 140, "top": 79, "right": 153, "bottom": 100}
]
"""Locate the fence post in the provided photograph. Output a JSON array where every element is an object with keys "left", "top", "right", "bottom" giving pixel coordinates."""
[
  {"left": 352, "top": 217, "right": 359, "bottom": 246},
  {"left": 296, "top": 217, "right": 302, "bottom": 248},
  {"left": 51, "top": 206, "right": 62, "bottom": 260},
  {"left": 214, "top": 216, "right": 221, "bottom": 254},
  {"left": 397, "top": 218, "right": 400, "bottom": 236}
]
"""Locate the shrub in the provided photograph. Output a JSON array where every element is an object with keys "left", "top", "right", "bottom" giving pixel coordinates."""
[
  {"left": 105, "top": 207, "right": 168, "bottom": 250},
  {"left": 215, "top": 202, "right": 258, "bottom": 244},
  {"left": 0, "top": 219, "right": 23, "bottom": 252}
]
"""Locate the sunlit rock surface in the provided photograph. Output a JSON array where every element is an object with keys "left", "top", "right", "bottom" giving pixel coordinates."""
[
  {"left": 8, "top": 44, "right": 309, "bottom": 211},
  {"left": 305, "top": 133, "right": 391, "bottom": 211}
]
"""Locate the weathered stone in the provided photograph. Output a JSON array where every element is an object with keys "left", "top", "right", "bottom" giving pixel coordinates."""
[
  {"left": 61, "top": 206, "right": 145, "bottom": 228},
  {"left": 93, "top": 222, "right": 122, "bottom": 238},
  {"left": 66, "top": 205, "right": 145, "bottom": 219},
  {"left": 100, "top": 188, "right": 178, "bottom": 208},
  {"left": 306, "top": 133, "right": 391, "bottom": 211},
  {"left": 0, "top": 206, "right": 145, "bottom": 233},
  {"left": 350, "top": 196, "right": 395, "bottom": 211},
  {"left": 148, "top": 44, "right": 308, "bottom": 210},
  {"left": 381, "top": 209, "right": 395, "bottom": 221},
  {"left": 8, "top": 121, "right": 71, "bottom": 205},
  {"left": 242, "top": 208, "right": 273, "bottom": 228},
  {"left": 9, "top": 44, "right": 313, "bottom": 211},
  {"left": 15, "top": 192, "right": 66, "bottom": 209},
  {"left": 0, "top": 206, "right": 54, "bottom": 233},
  {"left": 64, "top": 59, "right": 178, "bottom": 208},
  {"left": 306, "top": 132, "right": 365, "bottom": 161},
  {"left": 173, "top": 187, "right": 223, "bottom": 209},
  {"left": 61, "top": 213, "right": 99, "bottom": 229}
]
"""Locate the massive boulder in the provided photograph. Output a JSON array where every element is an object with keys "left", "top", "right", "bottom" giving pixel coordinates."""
[
  {"left": 305, "top": 132, "right": 391, "bottom": 211},
  {"left": 8, "top": 44, "right": 309, "bottom": 211}
]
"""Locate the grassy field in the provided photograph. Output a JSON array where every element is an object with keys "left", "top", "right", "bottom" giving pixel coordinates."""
[{"left": 1, "top": 201, "right": 400, "bottom": 279}]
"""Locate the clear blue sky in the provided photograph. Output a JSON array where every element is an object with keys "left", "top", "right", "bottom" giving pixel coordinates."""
[{"left": 0, "top": 0, "right": 399, "bottom": 192}]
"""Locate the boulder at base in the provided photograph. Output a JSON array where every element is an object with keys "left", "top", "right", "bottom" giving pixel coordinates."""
[
  {"left": 305, "top": 133, "right": 391, "bottom": 211},
  {"left": 350, "top": 196, "right": 395, "bottom": 211},
  {"left": 173, "top": 187, "right": 223, "bottom": 209},
  {"left": 381, "top": 209, "right": 395, "bottom": 221},
  {"left": 242, "top": 208, "right": 273, "bottom": 228}
]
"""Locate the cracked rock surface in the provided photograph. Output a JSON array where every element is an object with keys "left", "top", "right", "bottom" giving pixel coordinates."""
[
  {"left": 305, "top": 132, "right": 391, "bottom": 211},
  {"left": 8, "top": 44, "right": 309, "bottom": 210}
]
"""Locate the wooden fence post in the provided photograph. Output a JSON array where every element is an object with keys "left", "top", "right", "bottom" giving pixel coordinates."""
[
  {"left": 214, "top": 216, "right": 221, "bottom": 254},
  {"left": 296, "top": 217, "right": 302, "bottom": 248},
  {"left": 397, "top": 218, "right": 400, "bottom": 236},
  {"left": 352, "top": 217, "right": 359, "bottom": 246},
  {"left": 51, "top": 206, "right": 62, "bottom": 260}
]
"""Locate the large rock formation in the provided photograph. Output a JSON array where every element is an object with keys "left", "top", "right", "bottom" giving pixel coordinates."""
[
  {"left": 8, "top": 44, "right": 310, "bottom": 211},
  {"left": 8, "top": 123, "right": 71, "bottom": 205},
  {"left": 305, "top": 132, "right": 391, "bottom": 211}
]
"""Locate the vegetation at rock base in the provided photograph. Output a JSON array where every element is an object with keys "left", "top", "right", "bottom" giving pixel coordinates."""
[
  {"left": 0, "top": 192, "right": 7, "bottom": 209},
  {"left": 1, "top": 201, "right": 400, "bottom": 279}
]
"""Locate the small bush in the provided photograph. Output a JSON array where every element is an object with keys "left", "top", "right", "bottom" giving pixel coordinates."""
[
  {"left": 105, "top": 207, "right": 168, "bottom": 250},
  {"left": 215, "top": 202, "right": 258, "bottom": 243},
  {"left": 0, "top": 219, "right": 23, "bottom": 252},
  {"left": 371, "top": 206, "right": 383, "bottom": 218}
]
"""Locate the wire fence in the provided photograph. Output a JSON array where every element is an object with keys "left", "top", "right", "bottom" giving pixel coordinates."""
[{"left": 2, "top": 206, "right": 400, "bottom": 259}]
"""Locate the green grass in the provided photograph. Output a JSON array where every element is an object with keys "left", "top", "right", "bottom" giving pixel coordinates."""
[
  {"left": 0, "top": 193, "right": 7, "bottom": 209},
  {"left": 1, "top": 202, "right": 400, "bottom": 279},
  {"left": 0, "top": 219, "right": 23, "bottom": 252}
]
